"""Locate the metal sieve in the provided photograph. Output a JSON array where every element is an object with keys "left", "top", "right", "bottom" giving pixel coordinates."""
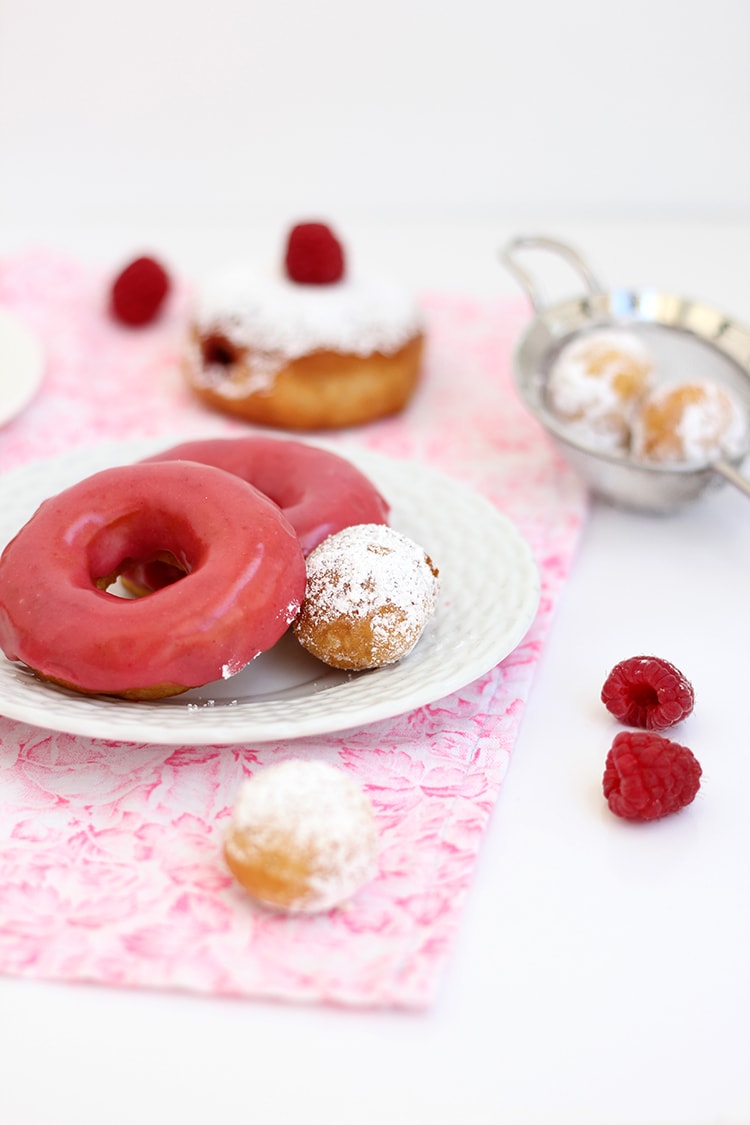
[{"left": 501, "top": 234, "right": 750, "bottom": 513}]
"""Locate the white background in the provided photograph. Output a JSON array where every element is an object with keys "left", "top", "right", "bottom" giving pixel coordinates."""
[
  {"left": 2, "top": 0, "right": 750, "bottom": 235},
  {"left": 1, "top": 3, "right": 750, "bottom": 1124}
]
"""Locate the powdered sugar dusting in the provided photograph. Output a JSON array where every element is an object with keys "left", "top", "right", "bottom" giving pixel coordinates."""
[
  {"left": 632, "top": 378, "right": 748, "bottom": 464},
  {"left": 281, "top": 597, "right": 302, "bottom": 625},
  {"left": 225, "top": 759, "right": 379, "bottom": 914},
  {"left": 221, "top": 659, "right": 245, "bottom": 680},
  {"left": 194, "top": 264, "right": 423, "bottom": 361},
  {"left": 0, "top": 250, "right": 588, "bottom": 1010},
  {"left": 547, "top": 329, "right": 654, "bottom": 452},
  {"left": 186, "top": 335, "right": 280, "bottom": 395},
  {"left": 296, "top": 523, "right": 439, "bottom": 667}
]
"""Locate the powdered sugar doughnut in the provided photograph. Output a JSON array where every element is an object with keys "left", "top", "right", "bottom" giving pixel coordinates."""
[
  {"left": 184, "top": 263, "right": 424, "bottom": 429},
  {"left": 632, "top": 379, "right": 748, "bottom": 464},
  {"left": 224, "top": 759, "right": 379, "bottom": 914},
  {"left": 293, "top": 523, "right": 440, "bottom": 670},
  {"left": 547, "top": 328, "right": 654, "bottom": 452}
]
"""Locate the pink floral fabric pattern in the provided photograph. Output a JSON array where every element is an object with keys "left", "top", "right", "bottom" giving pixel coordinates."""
[{"left": 0, "top": 252, "right": 587, "bottom": 1008}]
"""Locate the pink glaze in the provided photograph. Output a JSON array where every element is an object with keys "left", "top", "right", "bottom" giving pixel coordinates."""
[
  {"left": 0, "top": 461, "right": 306, "bottom": 695},
  {"left": 142, "top": 436, "right": 390, "bottom": 556}
]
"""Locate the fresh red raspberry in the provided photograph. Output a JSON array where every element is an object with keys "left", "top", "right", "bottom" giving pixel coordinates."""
[
  {"left": 110, "top": 256, "right": 170, "bottom": 326},
  {"left": 601, "top": 655, "right": 694, "bottom": 730},
  {"left": 603, "top": 730, "right": 702, "bottom": 821},
  {"left": 284, "top": 222, "right": 345, "bottom": 285}
]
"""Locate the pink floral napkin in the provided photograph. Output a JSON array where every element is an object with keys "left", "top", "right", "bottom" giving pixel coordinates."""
[{"left": 0, "top": 251, "right": 587, "bottom": 1009}]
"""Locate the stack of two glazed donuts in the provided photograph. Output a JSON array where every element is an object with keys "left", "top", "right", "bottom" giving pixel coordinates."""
[{"left": 0, "top": 437, "right": 439, "bottom": 699}]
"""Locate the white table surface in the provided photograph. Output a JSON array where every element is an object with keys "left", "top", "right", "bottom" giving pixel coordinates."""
[{"left": 1, "top": 219, "right": 749, "bottom": 1125}]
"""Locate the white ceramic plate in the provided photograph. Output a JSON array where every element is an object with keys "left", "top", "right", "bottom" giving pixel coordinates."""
[
  {"left": 0, "top": 307, "right": 45, "bottom": 426},
  {"left": 0, "top": 440, "right": 541, "bottom": 745}
]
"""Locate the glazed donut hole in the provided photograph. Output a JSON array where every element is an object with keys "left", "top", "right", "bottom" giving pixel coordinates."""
[
  {"left": 223, "top": 759, "right": 379, "bottom": 915},
  {"left": 293, "top": 523, "right": 440, "bottom": 671},
  {"left": 546, "top": 327, "right": 749, "bottom": 466}
]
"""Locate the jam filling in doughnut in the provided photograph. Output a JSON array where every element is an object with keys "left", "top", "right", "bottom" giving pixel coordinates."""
[
  {"left": 199, "top": 333, "right": 242, "bottom": 372},
  {"left": 183, "top": 226, "right": 425, "bottom": 430}
]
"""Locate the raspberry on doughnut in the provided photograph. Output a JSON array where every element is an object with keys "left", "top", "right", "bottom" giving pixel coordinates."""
[
  {"left": 284, "top": 222, "right": 345, "bottom": 285},
  {"left": 0, "top": 461, "right": 306, "bottom": 699},
  {"left": 141, "top": 436, "right": 390, "bottom": 556},
  {"left": 183, "top": 222, "right": 424, "bottom": 430}
]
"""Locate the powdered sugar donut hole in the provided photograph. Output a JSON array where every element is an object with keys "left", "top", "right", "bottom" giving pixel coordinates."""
[
  {"left": 224, "top": 759, "right": 379, "bottom": 915},
  {"left": 631, "top": 379, "right": 748, "bottom": 465},
  {"left": 546, "top": 328, "right": 654, "bottom": 452},
  {"left": 294, "top": 523, "right": 440, "bottom": 671}
]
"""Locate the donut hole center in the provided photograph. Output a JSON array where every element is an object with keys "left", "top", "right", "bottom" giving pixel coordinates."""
[
  {"left": 201, "top": 333, "right": 241, "bottom": 370},
  {"left": 96, "top": 550, "right": 190, "bottom": 598},
  {"left": 86, "top": 514, "right": 203, "bottom": 598}
]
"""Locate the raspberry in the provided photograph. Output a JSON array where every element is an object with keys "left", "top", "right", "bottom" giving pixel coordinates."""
[
  {"left": 601, "top": 655, "right": 694, "bottom": 730},
  {"left": 110, "top": 256, "right": 170, "bottom": 326},
  {"left": 603, "top": 730, "right": 702, "bottom": 821},
  {"left": 284, "top": 222, "right": 345, "bottom": 285}
]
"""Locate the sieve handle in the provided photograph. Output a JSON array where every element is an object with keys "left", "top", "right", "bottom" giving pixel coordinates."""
[
  {"left": 500, "top": 234, "right": 605, "bottom": 313},
  {"left": 712, "top": 459, "right": 750, "bottom": 502}
]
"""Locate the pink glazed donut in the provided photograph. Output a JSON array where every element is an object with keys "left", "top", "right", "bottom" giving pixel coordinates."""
[
  {"left": 0, "top": 460, "right": 306, "bottom": 699},
  {"left": 141, "top": 436, "right": 390, "bottom": 555}
]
